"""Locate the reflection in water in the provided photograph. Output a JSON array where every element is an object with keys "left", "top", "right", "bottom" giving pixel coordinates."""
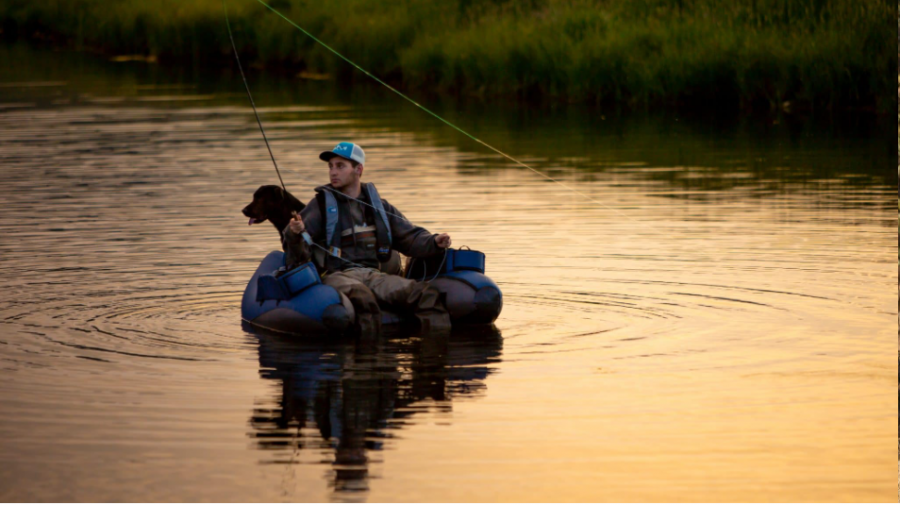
[{"left": 246, "top": 324, "right": 502, "bottom": 496}]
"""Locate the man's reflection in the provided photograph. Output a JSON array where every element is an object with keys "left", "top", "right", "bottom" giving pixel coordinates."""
[{"left": 246, "top": 324, "right": 502, "bottom": 495}]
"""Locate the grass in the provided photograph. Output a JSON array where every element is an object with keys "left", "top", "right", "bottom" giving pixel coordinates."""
[{"left": 1, "top": 0, "right": 895, "bottom": 111}]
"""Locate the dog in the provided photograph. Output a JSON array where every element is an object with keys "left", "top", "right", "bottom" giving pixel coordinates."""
[
  {"left": 243, "top": 185, "right": 311, "bottom": 267},
  {"left": 242, "top": 185, "right": 305, "bottom": 238}
]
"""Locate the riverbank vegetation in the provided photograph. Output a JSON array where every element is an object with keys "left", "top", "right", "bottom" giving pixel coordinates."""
[{"left": 1, "top": 0, "right": 894, "bottom": 111}]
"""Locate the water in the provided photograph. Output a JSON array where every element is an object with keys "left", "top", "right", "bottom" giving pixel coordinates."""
[{"left": 0, "top": 43, "right": 896, "bottom": 502}]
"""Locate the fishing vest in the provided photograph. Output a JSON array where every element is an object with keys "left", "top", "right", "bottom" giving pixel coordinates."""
[{"left": 315, "top": 182, "right": 393, "bottom": 264}]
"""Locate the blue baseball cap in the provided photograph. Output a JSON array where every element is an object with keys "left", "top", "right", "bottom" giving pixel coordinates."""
[{"left": 319, "top": 142, "right": 365, "bottom": 165}]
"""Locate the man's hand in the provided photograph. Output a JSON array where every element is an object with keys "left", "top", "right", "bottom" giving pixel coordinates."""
[
  {"left": 289, "top": 212, "right": 305, "bottom": 235},
  {"left": 435, "top": 233, "right": 451, "bottom": 249}
]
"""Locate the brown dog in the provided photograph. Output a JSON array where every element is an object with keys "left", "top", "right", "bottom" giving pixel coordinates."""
[
  {"left": 243, "top": 185, "right": 311, "bottom": 267},
  {"left": 242, "top": 185, "right": 305, "bottom": 236}
]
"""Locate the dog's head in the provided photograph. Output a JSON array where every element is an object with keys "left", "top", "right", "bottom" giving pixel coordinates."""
[{"left": 242, "top": 185, "right": 288, "bottom": 226}]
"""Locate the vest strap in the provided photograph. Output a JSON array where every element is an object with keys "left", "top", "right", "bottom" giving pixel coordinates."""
[
  {"left": 323, "top": 190, "right": 340, "bottom": 247},
  {"left": 363, "top": 182, "right": 392, "bottom": 245}
]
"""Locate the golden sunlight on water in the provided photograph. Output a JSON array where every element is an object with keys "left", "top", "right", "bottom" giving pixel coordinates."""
[{"left": 0, "top": 47, "right": 895, "bottom": 502}]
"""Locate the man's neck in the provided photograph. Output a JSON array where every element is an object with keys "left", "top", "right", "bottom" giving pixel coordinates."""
[{"left": 338, "top": 182, "right": 362, "bottom": 200}]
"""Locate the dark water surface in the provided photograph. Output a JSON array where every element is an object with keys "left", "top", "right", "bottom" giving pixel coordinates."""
[{"left": 0, "top": 43, "right": 896, "bottom": 502}]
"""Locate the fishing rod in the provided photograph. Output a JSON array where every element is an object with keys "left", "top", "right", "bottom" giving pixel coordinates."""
[{"left": 222, "top": 0, "right": 286, "bottom": 193}]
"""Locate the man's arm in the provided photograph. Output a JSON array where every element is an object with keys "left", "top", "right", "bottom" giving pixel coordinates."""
[
  {"left": 284, "top": 197, "right": 324, "bottom": 243},
  {"left": 383, "top": 200, "right": 449, "bottom": 257}
]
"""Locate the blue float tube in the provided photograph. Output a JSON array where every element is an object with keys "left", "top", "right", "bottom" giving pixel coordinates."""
[{"left": 241, "top": 250, "right": 502, "bottom": 335}]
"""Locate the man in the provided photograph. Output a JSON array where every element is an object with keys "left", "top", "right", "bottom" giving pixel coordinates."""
[{"left": 283, "top": 142, "right": 452, "bottom": 333}]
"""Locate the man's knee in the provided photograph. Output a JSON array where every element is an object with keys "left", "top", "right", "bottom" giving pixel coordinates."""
[
  {"left": 414, "top": 285, "right": 451, "bottom": 332},
  {"left": 405, "top": 282, "right": 445, "bottom": 312},
  {"left": 323, "top": 272, "right": 365, "bottom": 294},
  {"left": 346, "top": 284, "right": 379, "bottom": 314}
]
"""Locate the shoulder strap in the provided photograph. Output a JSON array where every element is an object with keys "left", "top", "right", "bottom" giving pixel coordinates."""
[
  {"left": 363, "top": 182, "right": 392, "bottom": 246},
  {"left": 318, "top": 189, "right": 341, "bottom": 248}
]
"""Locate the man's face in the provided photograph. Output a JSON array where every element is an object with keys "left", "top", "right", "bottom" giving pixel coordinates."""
[{"left": 328, "top": 156, "right": 360, "bottom": 191}]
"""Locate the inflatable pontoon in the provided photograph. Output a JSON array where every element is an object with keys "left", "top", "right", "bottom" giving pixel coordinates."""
[{"left": 241, "top": 248, "right": 502, "bottom": 335}]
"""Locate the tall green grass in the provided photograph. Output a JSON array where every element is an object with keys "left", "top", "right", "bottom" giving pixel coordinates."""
[{"left": 1, "top": 0, "right": 894, "bottom": 110}]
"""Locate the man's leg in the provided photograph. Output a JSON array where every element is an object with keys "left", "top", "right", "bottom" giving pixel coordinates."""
[
  {"left": 360, "top": 271, "right": 451, "bottom": 331},
  {"left": 323, "top": 270, "right": 381, "bottom": 335}
]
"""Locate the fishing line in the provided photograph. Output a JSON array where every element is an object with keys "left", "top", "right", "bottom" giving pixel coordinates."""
[{"left": 249, "top": 0, "right": 664, "bottom": 233}]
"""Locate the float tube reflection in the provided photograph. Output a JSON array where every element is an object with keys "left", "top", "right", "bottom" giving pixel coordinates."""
[{"left": 244, "top": 324, "right": 502, "bottom": 494}]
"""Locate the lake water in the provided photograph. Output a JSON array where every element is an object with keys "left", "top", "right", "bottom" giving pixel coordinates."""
[{"left": 0, "top": 43, "right": 896, "bottom": 502}]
